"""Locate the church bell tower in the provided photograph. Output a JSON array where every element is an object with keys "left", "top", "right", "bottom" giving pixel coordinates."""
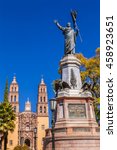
[
  {"left": 37, "top": 77, "right": 49, "bottom": 150},
  {"left": 9, "top": 76, "right": 19, "bottom": 113},
  {"left": 37, "top": 78, "right": 48, "bottom": 116},
  {"left": 7, "top": 76, "right": 19, "bottom": 150}
]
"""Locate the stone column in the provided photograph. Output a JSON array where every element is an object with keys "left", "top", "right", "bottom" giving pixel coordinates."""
[{"left": 60, "top": 54, "right": 82, "bottom": 90}]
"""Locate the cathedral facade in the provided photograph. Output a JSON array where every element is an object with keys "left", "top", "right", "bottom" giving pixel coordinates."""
[{"left": 7, "top": 76, "right": 49, "bottom": 150}]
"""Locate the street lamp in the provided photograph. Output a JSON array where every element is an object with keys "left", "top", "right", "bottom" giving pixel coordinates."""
[
  {"left": 21, "top": 137, "right": 24, "bottom": 146},
  {"left": 50, "top": 98, "right": 57, "bottom": 150},
  {"left": 34, "top": 127, "right": 37, "bottom": 150},
  {"left": 0, "top": 134, "right": 2, "bottom": 150}
]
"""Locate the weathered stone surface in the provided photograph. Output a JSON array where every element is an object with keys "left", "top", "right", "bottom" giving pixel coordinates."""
[
  {"left": 43, "top": 96, "right": 100, "bottom": 150},
  {"left": 60, "top": 54, "right": 82, "bottom": 91},
  {"left": 44, "top": 137, "right": 100, "bottom": 150}
]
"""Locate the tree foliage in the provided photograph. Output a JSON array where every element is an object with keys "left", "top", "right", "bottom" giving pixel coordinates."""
[
  {"left": 3, "top": 79, "right": 9, "bottom": 102},
  {"left": 75, "top": 48, "right": 100, "bottom": 84},
  {"left": 14, "top": 145, "right": 30, "bottom": 150},
  {"left": 75, "top": 48, "right": 100, "bottom": 124},
  {"left": 0, "top": 80, "right": 16, "bottom": 150},
  {"left": 0, "top": 102, "right": 16, "bottom": 132}
]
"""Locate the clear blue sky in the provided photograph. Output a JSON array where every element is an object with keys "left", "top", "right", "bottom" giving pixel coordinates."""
[{"left": 0, "top": 0, "right": 100, "bottom": 113}]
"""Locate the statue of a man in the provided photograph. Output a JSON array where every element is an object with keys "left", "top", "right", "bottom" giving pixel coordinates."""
[{"left": 54, "top": 20, "right": 79, "bottom": 55}]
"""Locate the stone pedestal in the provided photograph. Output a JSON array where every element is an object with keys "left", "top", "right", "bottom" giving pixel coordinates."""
[
  {"left": 44, "top": 135, "right": 99, "bottom": 150},
  {"left": 43, "top": 96, "right": 100, "bottom": 150},
  {"left": 43, "top": 54, "right": 100, "bottom": 150},
  {"left": 55, "top": 97, "right": 98, "bottom": 128}
]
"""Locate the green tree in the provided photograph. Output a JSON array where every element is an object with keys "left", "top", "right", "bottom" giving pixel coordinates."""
[
  {"left": 3, "top": 79, "right": 9, "bottom": 102},
  {"left": 0, "top": 80, "right": 16, "bottom": 150},
  {"left": 14, "top": 145, "right": 30, "bottom": 150},
  {"left": 75, "top": 48, "right": 100, "bottom": 124},
  {"left": 22, "top": 145, "right": 30, "bottom": 150},
  {"left": 14, "top": 145, "right": 21, "bottom": 150}
]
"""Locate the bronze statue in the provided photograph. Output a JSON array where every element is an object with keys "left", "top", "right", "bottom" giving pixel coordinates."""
[{"left": 54, "top": 10, "right": 81, "bottom": 55}]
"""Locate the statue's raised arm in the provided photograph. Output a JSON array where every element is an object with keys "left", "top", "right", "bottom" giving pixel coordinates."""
[{"left": 54, "top": 20, "right": 65, "bottom": 31}]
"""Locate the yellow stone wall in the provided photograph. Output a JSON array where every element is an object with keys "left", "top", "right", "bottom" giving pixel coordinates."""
[
  {"left": 7, "top": 117, "right": 19, "bottom": 150},
  {"left": 1, "top": 112, "right": 49, "bottom": 150},
  {"left": 37, "top": 116, "right": 49, "bottom": 150}
]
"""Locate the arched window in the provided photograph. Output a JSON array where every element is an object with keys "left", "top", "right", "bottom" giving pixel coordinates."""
[
  {"left": 41, "top": 88, "right": 42, "bottom": 92},
  {"left": 9, "top": 140, "right": 13, "bottom": 145},
  {"left": 15, "top": 87, "right": 17, "bottom": 91},
  {"left": 44, "top": 106, "right": 46, "bottom": 113},
  {"left": 44, "top": 97, "right": 46, "bottom": 102},
  {"left": 40, "top": 106, "right": 42, "bottom": 113},
  {"left": 14, "top": 95, "right": 16, "bottom": 102},
  {"left": 12, "top": 87, "right": 13, "bottom": 92},
  {"left": 41, "top": 125, "right": 45, "bottom": 130},
  {"left": 40, "top": 97, "right": 42, "bottom": 102},
  {"left": 11, "top": 96, "right": 13, "bottom": 102}
]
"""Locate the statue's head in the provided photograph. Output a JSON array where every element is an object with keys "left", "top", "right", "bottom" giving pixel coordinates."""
[{"left": 67, "top": 22, "right": 71, "bottom": 27}]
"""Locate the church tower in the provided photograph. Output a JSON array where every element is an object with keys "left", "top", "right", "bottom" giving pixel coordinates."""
[
  {"left": 37, "top": 78, "right": 48, "bottom": 116},
  {"left": 7, "top": 76, "right": 19, "bottom": 150},
  {"left": 37, "top": 78, "right": 49, "bottom": 150},
  {"left": 9, "top": 76, "right": 19, "bottom": 113}
]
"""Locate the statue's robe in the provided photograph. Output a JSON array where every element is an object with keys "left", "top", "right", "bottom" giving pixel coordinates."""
[{"left": 63, "top": 27, "right": 76, "bottom": 54}]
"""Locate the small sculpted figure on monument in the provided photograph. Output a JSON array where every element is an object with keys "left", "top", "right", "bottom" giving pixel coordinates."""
[
  {"left": 53, "top": 79, "right": 71, "bottom": 97},
  {"left": 81, "top": 82, "right": 92, "bottom": 92},
  {"left": 54, "top": 10, "right": 81, "bottom": 55},
  {"left": 79, "top": 82, "right": 93, "bottom": 97}
]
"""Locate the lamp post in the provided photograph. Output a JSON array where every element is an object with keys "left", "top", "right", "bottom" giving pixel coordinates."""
[
  {"left": 21, "top": 137, "right": 24, "bottom": 146},
  {"left": 50, "top": 98, "right": 57, "bottom": 150},
  {"left": 0, "top": 135, "right": 2, "bottom": 150},
  {"left": 0, "top": 119, "right": 3, "bottom": 150},
  {"left": 34, "top": 127, "right": 37, "bottom": 150}
]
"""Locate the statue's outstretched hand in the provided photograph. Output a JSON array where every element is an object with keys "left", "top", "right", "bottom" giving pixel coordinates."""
[{"left": 54, "top": 20, "right": 58, "bottom": 24}]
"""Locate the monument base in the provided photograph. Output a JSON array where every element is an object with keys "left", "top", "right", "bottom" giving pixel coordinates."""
[
  {"left": 43, "top": 127, "right": 100, "bottom": 150},
  {"left": 43, "top": 96, "right": 100, "bottom": 150}
]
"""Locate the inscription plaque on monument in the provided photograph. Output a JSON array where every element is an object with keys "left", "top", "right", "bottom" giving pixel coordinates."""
[{"left": 68, "top": 104, "right": 86, "bottom": 118}]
